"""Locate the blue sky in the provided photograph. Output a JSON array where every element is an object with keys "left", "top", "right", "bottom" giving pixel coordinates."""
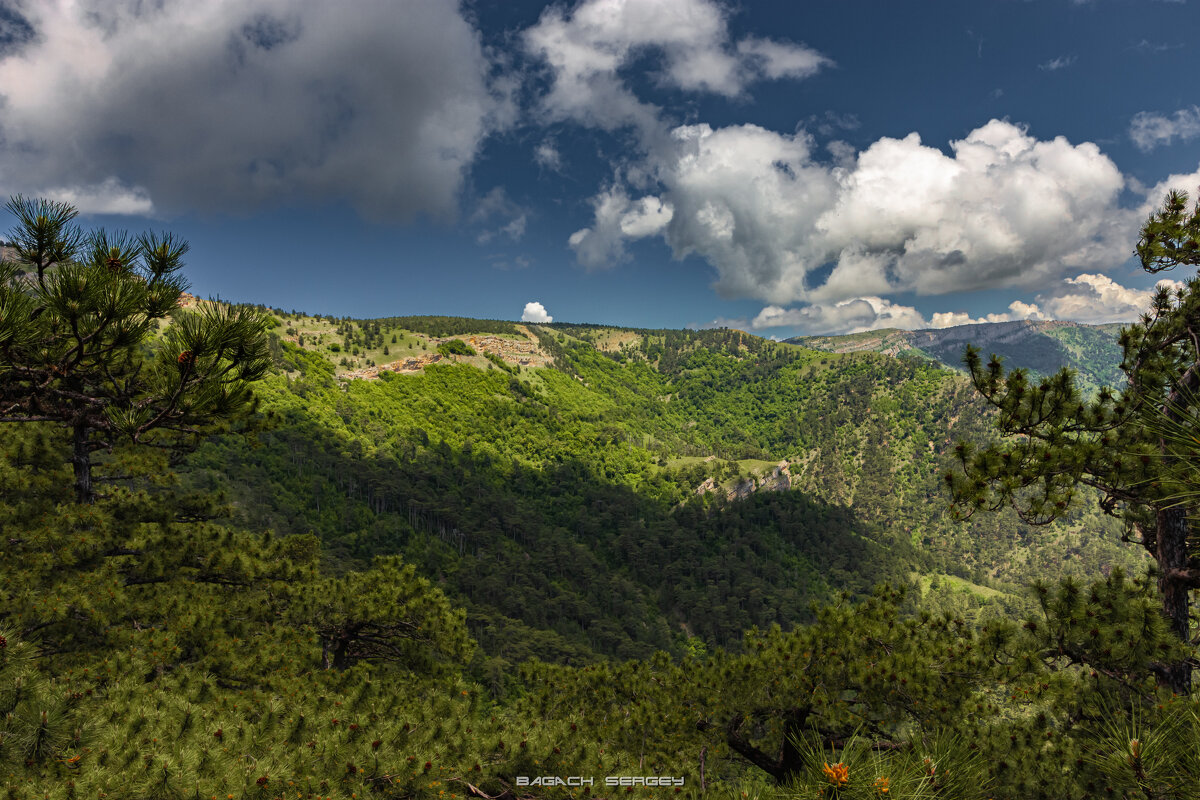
[{"left": 1, "top": 0, "right": 1199, "bottom": 337}]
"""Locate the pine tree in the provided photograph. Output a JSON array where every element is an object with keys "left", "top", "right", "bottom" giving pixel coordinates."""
[
  {"left": 0, "top": 196, "right": 272, "bottom": 503},
  {"left": 947, "top": 189, "right": 1200, "bottom": 692},
  {"left": 288, "top": 556, "right": 474, "bottom": 672}
]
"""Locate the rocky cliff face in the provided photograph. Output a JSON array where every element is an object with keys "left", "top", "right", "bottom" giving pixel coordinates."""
[
  {"left": 794, "top": 319, "right": 1078, "bottom": 355},
  {"left": 906, "top": 319, "right": 1071, "bottom": 349},
  {"left": 462, "top": 325, "right": 553, "bottom": 368},
  {"left": 696, "top": 461, "right": 792, "bottom": 501}
]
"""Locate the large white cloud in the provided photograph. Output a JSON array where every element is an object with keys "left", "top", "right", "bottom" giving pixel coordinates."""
[
  {"left": 570, "top": 119, "right": 1135, "bottom": 306},
  {"left": 0, "top": 0, "right": 500, "bottom": 219},
  {"left": 816, "top": 120, "right": 1128, "bottom": 299},
  {"left": 656, "top": 123, "right": 840, "bottom": 302},
  {"left": 526, "top": 5, "right": 1148, "bottom": 311}
]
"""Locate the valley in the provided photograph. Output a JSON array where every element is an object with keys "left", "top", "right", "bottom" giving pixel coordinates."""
[{"left": 190, "top": 310, "right": 1142, "bottom": 665}]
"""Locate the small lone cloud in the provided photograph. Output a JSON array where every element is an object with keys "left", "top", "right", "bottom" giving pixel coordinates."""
[
  {"left": 488, "top": 254, "right": 532, "bottom": 271},
  {"left": 521, "top": 301, "right": 553, "bottom": 323},
  {"left": 1038, "top": 55, "right": 1077, "bottom": 72},
  {"left": 1133, "top": 39, "right": 1182, "bottom": 54},
  {"left": 534, "top": 140, "right": 563, "bottom": 172},
  {"left": 1130, "top": 107, "right": 1200, "bottom": 151},
  {"left": 471, "top": 187, "right": 529, "bottom": 244}
]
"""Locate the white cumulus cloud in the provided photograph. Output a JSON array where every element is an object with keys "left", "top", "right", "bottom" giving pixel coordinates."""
[
  {"left": 521, "top": 301, "right": 554, "bottom": 323},
  {"left": 0, "top": 0, "right": 502, "bottom": 219},
  {"left": 1034, "top": 273, "right": 1184, "bottom": 324},
  {"left": 570, "top": 119, "right": 1134, "bottom": 307}
]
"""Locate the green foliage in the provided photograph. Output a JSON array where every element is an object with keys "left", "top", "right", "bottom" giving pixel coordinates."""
[
  {"left": 1, "top": 413, "right": 1196, "bottom": 798},
  {"left": 0, "top": 196, "right": 272, "bottom": 503},
  {"left": 377, "top": 315, "right": 517, "bottom": 338},
  {"left": 194, "top": 352, "right": 933, "bottom": 659},
  {"left": 1137, "top": 188, "right": 1200, "bottom": 273},
  {"left": 289, "top": 556, "right": 473, "bottom": 672},
  {"left": 437, "top": 338, "right": 476, "bottom": 357},
  {"left": 1086, "top": 700, "right": 1200, "bottom": 798},
  {"left": 483, "top": 351, "right": 514, "bottom": 373},
  {"left": 949, "top": 190, "right": 1200, "bottom": 691},
  {"left": 785, "top": 729, "right": 987, "bottom": 800}
]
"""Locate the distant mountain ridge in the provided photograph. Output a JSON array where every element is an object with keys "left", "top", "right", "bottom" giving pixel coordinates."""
[{"left": 789, "top": 319, "right": 1126, "bottom": 395}]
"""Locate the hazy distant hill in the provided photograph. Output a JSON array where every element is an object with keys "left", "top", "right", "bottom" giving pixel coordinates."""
[{"left": 789, "top": 319, "right": 1125, "bottom": 395}]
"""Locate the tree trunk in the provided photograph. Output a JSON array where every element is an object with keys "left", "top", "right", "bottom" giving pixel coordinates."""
[
  {"left": 332, "top": 633, "right": 352, "bottom": 670},
  {"left": 1156, "top": 505, "right": 1191, "bottom": 693},
  {"left": 72, "top": 419, "right": 92, "bottom": 504},
  {"left": 722, "top": 707, "right": 811, "bottom": 784}
]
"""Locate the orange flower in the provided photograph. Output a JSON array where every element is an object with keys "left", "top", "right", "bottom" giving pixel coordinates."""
[
  {"left": 873, "top": 776, "right": 890, "bottom": 794},
  {"left": 822, "top": 762, "right": 849, "bottom": 787}
]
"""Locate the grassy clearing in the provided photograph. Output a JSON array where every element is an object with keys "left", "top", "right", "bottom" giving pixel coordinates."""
[
  {"left": 914, "top": 572, "right": 1005, "bottom": 600},
  {"left": 737, "top": 458, "right": 783, "bottom": 474},
  {"left": 270, "top": 310, "right": 552, "bottom": 378},
  {"left": 667, "top": 455, "right": 715, "bottom": 469}
]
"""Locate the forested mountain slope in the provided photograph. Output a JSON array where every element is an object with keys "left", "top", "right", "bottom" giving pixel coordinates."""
[{"left": 187, "top": 311, "right": 1141, "bottom": 663}]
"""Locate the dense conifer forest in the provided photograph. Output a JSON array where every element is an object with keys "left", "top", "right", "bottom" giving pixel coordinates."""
[{"left": 4, "top": 193, "right": 1200, "bottom": 798}]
